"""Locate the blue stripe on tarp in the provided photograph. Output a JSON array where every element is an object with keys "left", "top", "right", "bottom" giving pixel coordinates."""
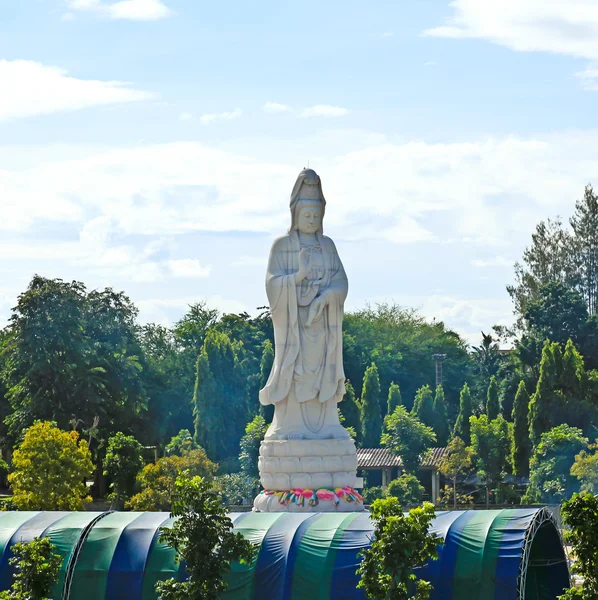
[
  {"left": 433, "top": 511, "right": 476, "bottom": 600},
  {"left": 0, "top": 512, "right": 70, "bottom": 591},
  {"left": 105, "top": 513, "right": 170, "bottom": 600},
  {"left": 281, "top": 513, "right": 320, "bottom": 600},
  {"left": 494, "top": 509, "right": 536, "bottom": 600},
  {"left": 329, "top": 512, "right": 372, "bottom": 600},
  {"left": 253, "top": 513, "right": 314, "bottom": 600},
  {"left": 416, "top": 510, "right": 465, "bottom": 599}
]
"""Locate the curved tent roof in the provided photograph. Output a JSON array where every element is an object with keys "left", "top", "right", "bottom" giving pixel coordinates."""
[{"left": 0, "top": 508, "right": 569, "bottom": 600}]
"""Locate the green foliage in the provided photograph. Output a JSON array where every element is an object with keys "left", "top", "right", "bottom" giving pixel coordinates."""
[
  {"left": 239, "top": 415, "right": 268, "bottom": 478},
  {"left": 387, "top": 382, "right": 403, "bottom": 416},
  {"left": 0, "top": 537, "right": 62, "bottom": 600},
  {"left": 386, "top": 473, "right": 424, "bottom": 507},
  {"left": 193, "top": 330, "right": 250, "bottom": 461},
  {"left": 357, "top": 498, "right": 443, "bottom": 600},
  {"left": 103, "top": 432, "right": 144, "bottom": 510},
  {"left": 0, "top": 276, "right": 146, "bottom": 442},
  {"left": 559, "top": 492, "right": 598, "bottom": 600},
  {"left": 511, "top": 381, "right": 531, "bottom": 476},
  {"left": 412, "top": 385, "right": 435, "bottom": 430},
  {"left": 361, "top": 363, "right": 383, "bottom": 447},
  {"left": 343, "top": 303, "right": 469, "bottom": 417},
  {"left": 486, "top": 376, "right": 500, "bottom": 420},
  {"left": 470, "top": 415, "right": 512, "bottom": 498},
  {"left": 438, "top": 436, "right": 474, "bottom": 508},
  {"left": 165, "top": 429, "right": 198, "bottom": 456},
  {"left": 9, "top": 421, "right": 94, "bottom": 510},
  {"left": 340, "top": 381, "right": 361, "bottom": 442},
  {"left": 571, "top": 444, "right": 598, "bottom": 493},
  {"left": 453, "top": 383, "right": 473, "bottom": 445},
  {"left": 432, "top": 385, "right": 449, "bottom": 446},
  {"left": 213, "top": 473, "right": 259, "bottom": 506},
  {"left": 524, "top": 424, "right": 588, "bottom": 503},
  {"left": 362, "top": 486, "right": 385, "bottom": 505},
  {"left": 155, "top": 474, "right": 256, "bottom": 600},
  {"left": 382, "top": 406, "right": 436, "bottom": 473},
  {"left": 529, "top": 339, "right": 596, "bottom": 446},
  {"left": 258, "top": 340, "right": 275, "bottom": 422},
  {"left": 127, "top": 448, "right": 217, "bottom": 511}
]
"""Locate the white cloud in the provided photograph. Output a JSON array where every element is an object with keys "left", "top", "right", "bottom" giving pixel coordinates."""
[
  {"left": 471, "top": 256, "right": 514, "bottom": 268},
  {"left": 423, "top": 0, "right": 598, "bottom": 89},
  {"left": 0, "top": 60, "right": 153, "bottom": 122},
  {"left": 263, "top": 102, "right": 293, "bottom": 114},
  {"left": 67, "top": 0, "right": 172, "bottom": 21},
  {"left": 167, "top": 259, "right": 211, "bottom": 278},
  {"left": 382, "top": 32, "right": 394, "bottom": 38},
  {"left": 179, "top": 112, "right": 193, "bottom": 121},
  {"left": 199, "top": 108, "right": 243, "bottom": 125},
  {"left": 301, "top": 105, "right": 351, "bottom": 118},
  {"left": 424, "top": 61, "right": 436, "bottom": 66},
  {"left": 576, "top": 64, "right": 598, "bottom": 90}
]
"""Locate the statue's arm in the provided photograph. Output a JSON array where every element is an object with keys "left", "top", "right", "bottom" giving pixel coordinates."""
[{"left": 321, "top": 238, "right": 348, "bottom": 302}]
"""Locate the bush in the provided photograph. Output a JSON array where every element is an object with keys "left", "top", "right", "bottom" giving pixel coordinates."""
[
  {"left": 386, "top": 473, "right": 424, "bottom": 507},
  {"left": 362, "top": 486, "right": 385, "bottom": 505}
]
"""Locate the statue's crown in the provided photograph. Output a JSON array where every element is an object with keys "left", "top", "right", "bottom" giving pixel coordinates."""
[{"left": 298, "top": 168, "right": 321, "bottom": 201}]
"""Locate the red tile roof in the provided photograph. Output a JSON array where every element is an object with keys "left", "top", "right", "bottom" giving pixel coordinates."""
[{"left": 357, "top": 447, "right": 447, "bottom": 469}]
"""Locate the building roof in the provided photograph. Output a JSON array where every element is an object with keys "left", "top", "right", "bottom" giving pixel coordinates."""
[{"left": 357, "top": 447, "right": 447, "bottom": 470}]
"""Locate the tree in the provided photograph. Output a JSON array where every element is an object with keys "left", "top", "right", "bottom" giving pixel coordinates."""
[
  {"left": 127, "top": 448, "right": 217, "bottom": 511},
  {"left": 382, "top": 406, "right": 436, "bottom": 474},
  {"left": 361, "top": 363, "right": 383, "bottom": 447},
  {"left": 432, "top": 385, "right": 449, "bottom": 446},
  {"left": 559, "top": 492, "right": 598, "bottom": 600},
  {"left": 340, "top": 380, "right": 361, "bottom": 442},
  {"left": 9, "top": 421, "right": 94, "bottom": 510},
  {"left": 357, "top": 498, "right": 443, "bottom": 600},
  {"left": 386, "top": 474, "right": 424, "bottom": 507},
  {"left": 470, "top": 415, "right": 511, "bottom": 505},
  {"left": 387, "top": 382, "right": 403, "bottom": 416},
  {"left": 165, "top": 429, "right": 198, "bottom": 456},
  {"left": 486, "top": 376, "right": 500, "bottom": 420},
  {"left": 239, "top": 415, "right": 268, "bottom": 478},
  {"left": 213, "top": 473, "right": 258, "bottom": 506},
  {"left": 155, "top": 474, "right": 256, "bottom": 600},
  {"left": 0, "top": 276, "right": 146, "bottom": 443},
  {"left": 453, "top": 383, "right": 473, "bottom": 445},
  {"left": 523, "top": 424, "right": 588, "bottom": 504},
  {"left": 571, "top": 444, "right": 598, "bottom": 493},
  {"left": 103, "top": 432, "right": 144, "bottom": 510},
  {"left": 193, "top": 330, "right": 250, "bottom": 461},
  {"left": 438, "top": 436, "right": 474, "bottom": 508},
  {"left": 0, "top": 537, "right": 62, "bottom": 600},
  {"left": 258, "top": 340, "right": 275, "bottom": 422},
  {"left": 412, "top": 385, "right": 435, "bottom": 430},
  {"left": 471, "top": 332, "right": 503, "bottom": 396},
  {"left": 570, "top": 184, "right": 598, "bottom": 315},
  {"left": 511, "top": 381, "right": 532, "bottom": 476}
]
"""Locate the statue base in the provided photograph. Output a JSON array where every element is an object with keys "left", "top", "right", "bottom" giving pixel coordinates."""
[
  {"left": 253, "top": 488, "right": 364, "bottom": 512},
  {"left": 256, "top": 438, "right": 363, "bottom": 512}
]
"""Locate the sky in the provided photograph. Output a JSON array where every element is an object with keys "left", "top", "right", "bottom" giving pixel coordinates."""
[{"left": 2, "top": 0, "right": 598, "bottom": 346}]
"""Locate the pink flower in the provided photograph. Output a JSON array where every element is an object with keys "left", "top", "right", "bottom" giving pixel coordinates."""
[
  {"left": 301, "top": 489, "right": 313, "bottom": 498},
  {"left": 317, "top": 490, "right": 335, "bottom": 501},
  {"left": 293, "top": 489, "right": 303, "bottom": 495},
  {"left": 335, "top": 487, "right": 346, "bottom": 498}
]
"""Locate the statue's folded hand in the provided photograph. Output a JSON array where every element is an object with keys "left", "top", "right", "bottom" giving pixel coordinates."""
[{"left": 306, "top": 294, "right": 327, "bottom": 326}]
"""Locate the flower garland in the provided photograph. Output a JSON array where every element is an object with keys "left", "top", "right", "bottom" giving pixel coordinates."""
[{"left": 260, "top": 487, "right": 363, "bottom": 508}]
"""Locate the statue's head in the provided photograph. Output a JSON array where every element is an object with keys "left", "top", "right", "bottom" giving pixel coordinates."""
[{"left": 289, "top": 168, "right": 326, "bottom": 233}]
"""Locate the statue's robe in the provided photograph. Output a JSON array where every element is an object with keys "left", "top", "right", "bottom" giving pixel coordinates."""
[{"left": 259, "top": 230, "right": 347, "bottom": 408}]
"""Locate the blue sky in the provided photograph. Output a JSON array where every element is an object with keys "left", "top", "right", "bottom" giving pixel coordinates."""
[{"left": 2, "top": 0, "right": 598, "bottom": 344}]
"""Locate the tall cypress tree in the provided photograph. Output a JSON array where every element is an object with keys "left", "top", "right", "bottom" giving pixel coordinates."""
[
  {"left": 486, "top": 376, "right": 500, "bottom": 421},
  {"left": 361, "top": 363, "right": 382, "bottom": 447},
  {"left": 413, "top": 384, "right": 435, "bottom": 430},
  {"left": 433, "top": 385, "right": 450, "bottom": 446},
  {"left": 340, "top": 380, "right": 361, "bottom": 443},
  {"left": 454, "top": 383, "right": 473, "bottom": 445},
  {"left": 529, "top": 342, "right": 558, "bottom": 446},
  {"left": 511, "top": 380, "right": 531, "bottom": 476},
  {"left": 387, "top": 382, "right": 403, "bottom": 416}
]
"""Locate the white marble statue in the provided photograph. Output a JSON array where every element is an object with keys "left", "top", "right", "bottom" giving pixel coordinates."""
[
  {"left": 259, "top": 168, "right": 349, "bottom": 441},
  {"left": 254, "top": 168, "right": 363, "bottom": 512}
]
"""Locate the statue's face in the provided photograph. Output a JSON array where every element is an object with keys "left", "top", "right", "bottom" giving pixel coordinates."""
[{"left": 297, "top": 205, "right": 322, "bottom": 234}]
